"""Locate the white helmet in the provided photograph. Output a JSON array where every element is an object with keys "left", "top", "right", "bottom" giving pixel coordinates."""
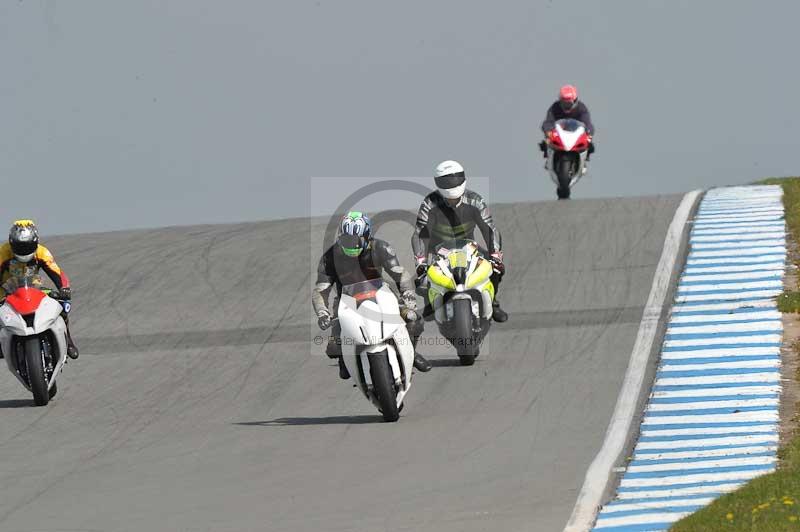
[{"left": 434, "top": 160, "right": 466, "bottom": 200}]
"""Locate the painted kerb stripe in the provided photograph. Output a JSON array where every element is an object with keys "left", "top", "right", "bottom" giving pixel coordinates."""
[{"left": 582, "top": 186, "right": 786, "bottom": 532}]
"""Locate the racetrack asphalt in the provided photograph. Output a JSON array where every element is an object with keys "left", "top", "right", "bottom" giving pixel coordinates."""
[{"left": 0, "top": 194, "right": 683, "bottom": 532}]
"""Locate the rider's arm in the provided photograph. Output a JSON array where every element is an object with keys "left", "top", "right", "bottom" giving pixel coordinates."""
[
  {"left": 0, "top": 259, "right": 9, "bottom": 299},
  {"left": 473, "top": 196, "right": 502, "bottom": 253},
  {"left": 375, "top": 240, "right": 414, "bottom": 295},
  {"left": 577, "top": 102, "right": 594, "bottom": 136},
  {"left": 411, "top": 196, "right": 433, "bottom": 261},
  {"left": 37, "top": 246, "right": 69, "bottom": 290},
  {"left": 312, "top": 250, "right": 336, "bottom": 317},
  {"left": 541, "top": 103, "right": 558, "bottom": 133}
]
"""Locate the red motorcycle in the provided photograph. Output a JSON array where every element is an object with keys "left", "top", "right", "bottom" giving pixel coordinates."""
[{"left": 541, "top": 118, "right": 592, "bottom": 199}]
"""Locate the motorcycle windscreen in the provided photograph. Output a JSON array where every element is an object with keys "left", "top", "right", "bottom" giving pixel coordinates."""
[{"left": 555, "top": 118, "right": 584, "bottom": 132}]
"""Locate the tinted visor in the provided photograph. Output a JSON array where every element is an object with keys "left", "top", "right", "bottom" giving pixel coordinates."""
[
  {"left": 338, "top": 233, "right": 365, "bottom": 250},
  {"left": 10, "top": 240, "right": 37, "bottom": 257},
  {"left": 434, "top": 172, "right": 466, "bottom": 190}
]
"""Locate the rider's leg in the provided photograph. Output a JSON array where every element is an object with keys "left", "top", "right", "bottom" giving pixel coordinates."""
[
  {"left": 62, "top": 312, "right": 79, "bottom": 359},
  {"left": 405, "top": 314, "right": 431, "bottom": 372},
  {"left": 479, "top": 248, "right": 508, "bottom": 323},
  {"left": 325, "top": 321, "right": 351, "bottom": 380}
]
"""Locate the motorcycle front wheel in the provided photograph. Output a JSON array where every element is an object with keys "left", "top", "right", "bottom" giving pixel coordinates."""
[
  {"left": 454, "top": 298, "right": 477, "bottom": 366},
  {"left": 556, "top": 156, "right": 573, "bottom": 200},
  {"left": 24, "top": 337, "right": 49, "bottom": 406},
  {"left": 369, "top": 351, "right": 400, "bottom": 422}
]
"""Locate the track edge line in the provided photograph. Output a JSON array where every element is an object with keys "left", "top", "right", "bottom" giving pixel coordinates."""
[{"left": 563, "top": 189, "right": 703, "bottom": 532}]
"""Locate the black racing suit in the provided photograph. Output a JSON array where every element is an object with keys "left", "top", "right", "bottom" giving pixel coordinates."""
[
  {"left": 541, "top": 100, "right": 594, "bottom": 135},
  {"left": 312, "top": 238, "right": 422, "bottom": 357},
  {"left": 540, "top": 100, "right": 596, "bottom": 160},
  {"left": 412, "top": 190, "right": 505, "bottom": 318}
]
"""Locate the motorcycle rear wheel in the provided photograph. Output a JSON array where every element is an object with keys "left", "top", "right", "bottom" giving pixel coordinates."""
[{"left": 369, "top": 351, "right": 400, "bottom": 422}]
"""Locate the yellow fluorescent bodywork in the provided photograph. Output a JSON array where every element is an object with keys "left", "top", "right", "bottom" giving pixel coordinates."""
[
  {"left": 427, "top": 265, "right": 455, "bottom": 290},
  {"left": 466, "top": 259, "right": 492, "bottom": 289},
  {"left": 448, "top": 250, "right": 469, "bottom": 269}
]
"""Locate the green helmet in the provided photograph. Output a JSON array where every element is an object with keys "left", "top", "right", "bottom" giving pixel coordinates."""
[{"left": 337, "top": 211, "right": 372, "bottom": 257}]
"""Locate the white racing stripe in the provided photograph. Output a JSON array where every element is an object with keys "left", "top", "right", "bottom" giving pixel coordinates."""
[
  {"left": 654, "top": 373, "right": 780, "bottom": 386},
  {"left": 676, "top": 290, "right": 782, "bottom": 302},
  {"left": 651, "top": 384, "right": 781, "bottom": 397},
  {"left": 594, "top": 511, "right": 696, "bottom": 529},
  {"left": 689, "top": 246, "right": 786, "bottom": 258},
  {"left": 601, "top": 498, "right": 717, "bottom": 514},
  {"left": 647, "top": 398, "right": 778, "bottom": 412},
  {"left": 694, "top": 213, "right": 784, "bottom": 222},
  {"left": 664, "top": 334, "right": 781, "bottom": 347},
  {"left": 615, "top": 482, "right": 746, "bottom": 500},
  {"left": 678, "top": 279, "right": 783, "bottom": 292},
  {"left": 680, "top": 271, "right": 784, "bottom": 283},
  {"left": 683, "top": 263, "right": 785, "bottom": 274},
  {"left": 642, "top": 411, "right": 779, "bottom": 426},
  {"left": 634, "top": 446, "right": 777, "bottom": 461},
  {"left": 686, "top": 254, "right": 785, "bottom": 265},
  {"left": 619, "top": 468, "right": 773, "bottom": 489},
  {"left": 627, "top": 456, "right": 776, "bottom": 474},
  {"left": 692, "top": 223, "right": 784, "bottom": 233},
  {"left": 669, "top": 310, "right": 782, "bottom": 324},
  {"left": 659, "top": 360, "right": 780, "bottom": 371},
  {"left": 692, "top": 220, "right": 785, "bottom": 230},
  {"left": 636, "top": 435, "right": 779, "bottom": 451},
  {"left": 641, "top": 425, "right": 778, "bottom": 438},
  {"left": 689, "top": 239, "right": 785, "bottom": 250},
  {"left": 661, "top": 350, "right": 780, "bottom": 361},
  {"left": 671, "top": 300, "right": 776, "bottom": 313},
  {"left": 666, "top": 321, "right": 782, "bottom": 334}
]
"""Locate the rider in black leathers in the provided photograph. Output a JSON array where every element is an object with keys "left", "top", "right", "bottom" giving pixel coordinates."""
[
  {"left": 412, "top": 160, "right": 508, "bottom": 323},
  {"left": 313, "top": 212, "right": 432, "bottom": 379}
]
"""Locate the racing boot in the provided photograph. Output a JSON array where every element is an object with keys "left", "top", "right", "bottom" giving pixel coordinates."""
[
  {"left": 492, "top": 298, "right": 509, "bottom": 323},
  {"left": 406, "top": 316, "right": 431, "bottom": 372},
  {"left": 66, "top": 329, "right": 79, "bottom": 359},
  {"left": 338, "top": 356, "right": 350, "bottom": 380},
  {"left": 413, "top": 353, "right": 432, "bottom": 372}
]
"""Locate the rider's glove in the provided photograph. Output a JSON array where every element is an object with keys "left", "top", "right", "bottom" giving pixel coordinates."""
[
  {"left": 414, "top": 255, "right": 428, "bottom": 277},
  {"left": 401, "top": 290, "right": 417, "bottom": 311},
  {"left": 490, "top": 251, "right": 505, "bottom": 275},
  {"left": 58, "top": 286, "right": 72, "bottom": 300},
  {"left": 317, "top": 311, "right": 332, "bottom": 331}
]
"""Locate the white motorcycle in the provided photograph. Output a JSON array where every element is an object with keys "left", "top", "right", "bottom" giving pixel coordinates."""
[
  {"left": 543, "top": 118, "right": 592, "bottom": 199},
  {"left": 338, "top": 279, "right": 414, "bottom": 422},
  {"left": 0, "top": 276, "right": 69, "bottom": 406}
]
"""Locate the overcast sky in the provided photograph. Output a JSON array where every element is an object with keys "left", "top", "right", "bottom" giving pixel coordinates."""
[{"left": 2, "top": 0, "right": 798, "bottom": 234}]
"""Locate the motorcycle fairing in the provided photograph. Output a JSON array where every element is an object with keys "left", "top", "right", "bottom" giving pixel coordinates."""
[{"left": 337, "top": 283, "right": 414, "bottom": 408}]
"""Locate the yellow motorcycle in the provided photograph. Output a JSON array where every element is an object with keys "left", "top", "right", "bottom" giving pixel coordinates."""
[{"left": 426, "top": 239, "right": 494, "bottom": 365}]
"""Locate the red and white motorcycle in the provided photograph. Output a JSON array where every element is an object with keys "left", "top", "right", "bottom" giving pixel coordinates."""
[
  {"left": 543, "top": 118, "right": 592, "bottom": 199},
  {"left": 0, "top": 276, "right": 69, "bottom": 406}
]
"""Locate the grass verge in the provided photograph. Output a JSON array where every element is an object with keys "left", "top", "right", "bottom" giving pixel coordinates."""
[{"left": 670, "top": 177, "right": 800, "bottom": 531}]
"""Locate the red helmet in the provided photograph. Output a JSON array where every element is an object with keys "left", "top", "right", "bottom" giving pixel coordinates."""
[{"left": 559, "top": 84, "right": 578, "bottom": 111}]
